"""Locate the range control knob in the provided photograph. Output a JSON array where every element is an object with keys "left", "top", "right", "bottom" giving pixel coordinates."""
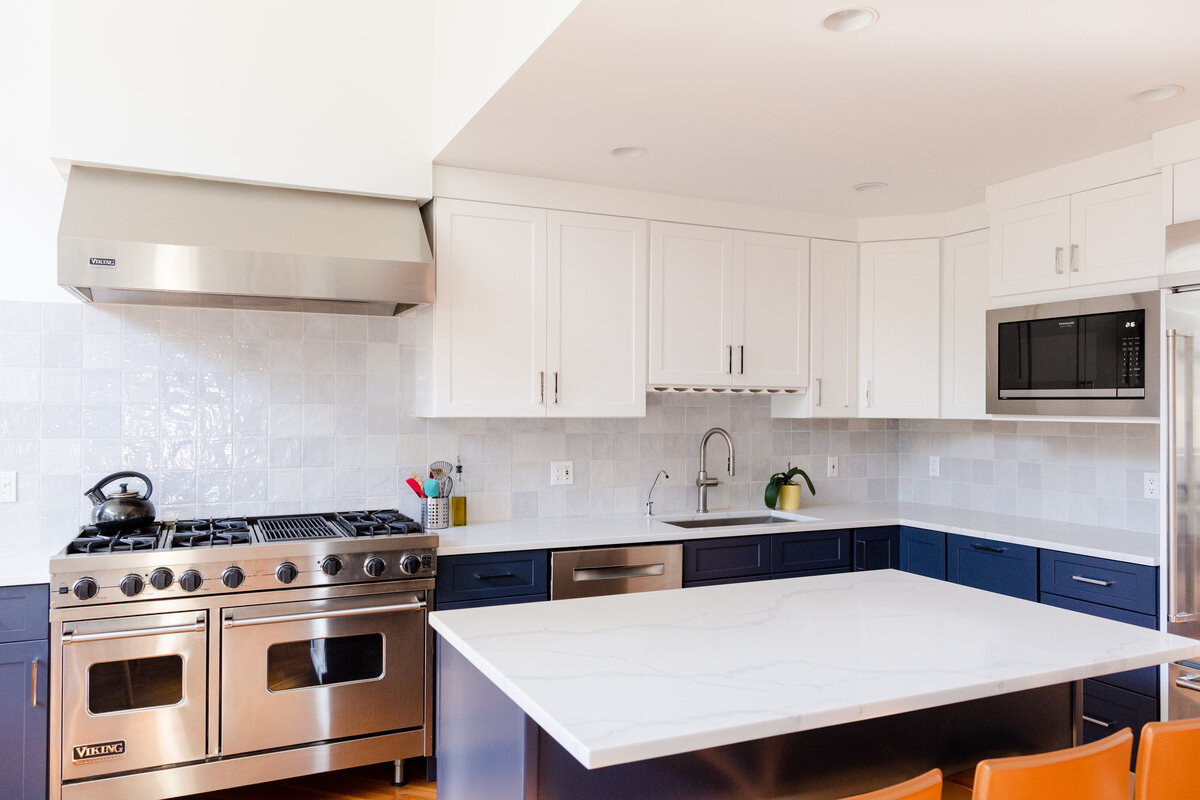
[
  {"left": 276, "top": 562, "right": 299, "bottom": 584},
  {"left": 72, "top": 577, "right": 98, "bottom": 601},
  {"left": 119, "top": 574, "right": 144, "bottom": 597},
  {"left": 399, "top": 554, "right": 422, "bottom": 576},
  {"left": 222, "top": 566, "right": 245, "bottom": 589},
  {"left": 149, "top": 568, "right": 174, "bottom": 591},
  {"left": 321, "top": 556, "right": 343, "bottom": 576},
  {"left": 180, "top": 570, "right": 203, "bottom": 592},
  {"left": 364, "top": 557, "right": 386, "bottom": 578}
]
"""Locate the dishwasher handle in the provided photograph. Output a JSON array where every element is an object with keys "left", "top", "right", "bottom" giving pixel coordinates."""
[{"left": 573, "top": 563, "right": 667, "bottom": 582}]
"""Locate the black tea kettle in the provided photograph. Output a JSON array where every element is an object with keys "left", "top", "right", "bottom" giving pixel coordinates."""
[{"left": 85, "top": 471, "right": 156, "bottom": 531}]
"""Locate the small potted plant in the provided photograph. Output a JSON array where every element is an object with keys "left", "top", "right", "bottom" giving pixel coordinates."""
[{"left": 765, "top": 463, "right": 815, "bottom": 511}]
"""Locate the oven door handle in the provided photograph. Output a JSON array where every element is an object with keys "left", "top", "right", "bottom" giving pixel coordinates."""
[
  {"left": 62, "top": 615, "right": 206, "bottom": 644},
  {"left": 223, "top": 599, "right": 426, "bottom": 629}
]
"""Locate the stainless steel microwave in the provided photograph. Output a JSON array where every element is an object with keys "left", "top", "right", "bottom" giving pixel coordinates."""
[{"left": 986, "top": 291, "right": 1159, "bottom": 417}]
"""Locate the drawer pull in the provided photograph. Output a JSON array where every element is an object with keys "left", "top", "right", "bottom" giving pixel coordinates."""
[
  {"left": 573, "top": 563, "right": 666, "bottom": 582},
  {"left": 476, "top": 571, "right": 517, "bottom": 581},
  {"left": 1176, "top": 673, "right": 1200, "bottom": 693},
  {"left": 1071, "top": 575, "right": 1114, "bottom": 587},
  {"left": 31, "top": 660, "right": 37, "bottom": 708},
  {"left": 1082, "top": 714, "right": 1114, "bottom": 729},
  {"left": 970, "top": 543, "right": 1006, "bottom": 554}
]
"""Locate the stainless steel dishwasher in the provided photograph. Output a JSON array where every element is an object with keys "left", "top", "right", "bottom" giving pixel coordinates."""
[{"left": 550, "top": 544, "right": 683, "bottom": 600}]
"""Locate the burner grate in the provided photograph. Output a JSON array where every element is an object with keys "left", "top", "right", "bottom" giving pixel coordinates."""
[{"left": 257, "top": 515, "right": 343, "bottom": 541}]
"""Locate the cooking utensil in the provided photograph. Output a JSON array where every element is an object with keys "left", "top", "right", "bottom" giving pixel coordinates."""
[
  {"left": 405, "top": 477, "right": 426, "bottom": 498},
  {"left": 424, "top": 478, "right": 440, "bottom": 499},
  {"left": 429, "top": 460, "right": 454, "bottom": 499},
  {"left": 84, "top": 471, "right": 156, "bottom": 531}
]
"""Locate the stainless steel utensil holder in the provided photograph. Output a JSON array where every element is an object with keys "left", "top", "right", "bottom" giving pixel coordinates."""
[{"left": 422, "top": 497, "right": 450, "bottom": 530}]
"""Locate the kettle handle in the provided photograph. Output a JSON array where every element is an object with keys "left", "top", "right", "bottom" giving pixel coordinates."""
[{"left": 85, "top": 471, "right": 153, "bottom": 502}]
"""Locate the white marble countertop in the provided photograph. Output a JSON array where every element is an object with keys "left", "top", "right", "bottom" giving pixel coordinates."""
[
  {"left": 0, "top": 542, "right": 59, "bottom": 587},
  {"left": 429, "top": 570, "right": 1200, "bottom": 769},
  {"left": 437, "top": 501, "right": 1162, "bottom": 565}
]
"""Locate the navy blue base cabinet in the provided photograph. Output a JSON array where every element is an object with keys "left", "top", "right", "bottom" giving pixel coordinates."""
[
  {"left": 853, "top": 527, "right": 899, "bottom": 571},
  {"left": 0, "top": 584, "right": 49, "bottom": 800},
  {"left": 683, "top": 535, "right": 770, "bottom": 586},
  {"left": 436, "top": 550, "right": 549, "bottom": 608},
  {"left": 898, "top": 527, "right": 946, "bottom": 580},
  {"left": 947, "top": 534, "right": 1038, "bottom": 601}
]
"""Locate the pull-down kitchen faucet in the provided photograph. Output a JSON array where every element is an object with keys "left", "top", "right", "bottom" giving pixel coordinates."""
[{"left": 696, "top": 427, "right": 735, "bottom": 513}]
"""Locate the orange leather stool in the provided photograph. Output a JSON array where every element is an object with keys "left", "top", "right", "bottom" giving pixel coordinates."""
[
  {"left": 838, "top": 768, "right": 942, "bottom": 800},
  {"left": 966, "top": 728, "right": 1133, "bottom": 800},
  {"left": 1134, "top": 717, "right": 1200, "bottom": 800}
]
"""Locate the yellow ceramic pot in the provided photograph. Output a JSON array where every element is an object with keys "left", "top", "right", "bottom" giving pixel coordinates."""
[{"left": 778, "top": 484, "right": 802, "bottom": 510}]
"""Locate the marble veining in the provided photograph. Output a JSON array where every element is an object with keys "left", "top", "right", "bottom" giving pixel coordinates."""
[{"left": 430, "top": 570, "right": 1200, "bottom": 769}]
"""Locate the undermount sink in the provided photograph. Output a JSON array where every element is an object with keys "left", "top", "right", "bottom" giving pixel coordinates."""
[{"left": 664, "top": 514, "right": 814, "bottom": 529}]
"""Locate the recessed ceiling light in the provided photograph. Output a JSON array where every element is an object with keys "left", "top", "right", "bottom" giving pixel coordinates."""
[
  {"left": 821, "top": 6, "right": 879, "bottom": 33},
  {"left": 610, "top": 146, "right": 646, "bottom": 158},
  {"left": 852, "top": 182, "right": 888, "bottom": 192},
  {"left": 1131, "top": 85, "right": 1183, "bottom": 104}
]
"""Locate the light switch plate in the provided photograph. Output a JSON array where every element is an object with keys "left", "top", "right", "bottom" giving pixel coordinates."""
[
  {"left": 929, "top": 456, "right": 940, "bottom": 478},
  {"left": 0, "top": 472, "right": 15, "bottom": 503},
  {"left": 550, "top": 461, "right": 574, "bottom": 486},
  {"left": 1144, "top": 472, "right": 1160, "bottom": 500},
  {"left": 826, "top": 457, "right": 839, "bottom": 478}
]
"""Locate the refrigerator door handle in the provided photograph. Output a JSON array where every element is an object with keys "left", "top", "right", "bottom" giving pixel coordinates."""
[{"left": 1167, "top": 329, "right": 1197, "bottom": 624}]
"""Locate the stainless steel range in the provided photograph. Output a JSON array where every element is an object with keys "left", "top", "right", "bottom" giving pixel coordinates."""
[{"left": 48, "top": 510, "right": 437, "bottom": 800}]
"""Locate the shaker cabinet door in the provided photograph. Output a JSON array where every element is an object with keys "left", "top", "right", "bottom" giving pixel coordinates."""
[
  {"left": 0, "top": 639, "right": 48, "bottom": 800},
  {"left": 732, "top": 231, "right": 810, "bottom": 389}
]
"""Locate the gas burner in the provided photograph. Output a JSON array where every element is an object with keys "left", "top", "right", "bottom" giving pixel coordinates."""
[
  {"left": 334, "top": 510, "right": 423, "bottom": 537},
  {"left": 68, "top": 526, "right": 161, "bottom": 554},
  {"left": 174, "top": 518, "right": 251, "bottom": 534}
]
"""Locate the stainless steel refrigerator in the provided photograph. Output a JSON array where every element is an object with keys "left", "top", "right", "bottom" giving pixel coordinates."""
[{"left": 1163, "top": 218, "right": 1200, "bottom": 718}]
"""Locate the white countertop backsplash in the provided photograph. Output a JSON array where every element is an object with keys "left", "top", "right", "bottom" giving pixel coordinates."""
[
  {"left": 437, "top": 501, "right": 1162, "bottom": 565},
  {"left": 429, "top": 570, "right": 1198, "bottom": 769}
]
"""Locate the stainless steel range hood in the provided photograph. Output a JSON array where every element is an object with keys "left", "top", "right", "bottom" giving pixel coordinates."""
[{"left": 58, "top": 167, "right": 434, "bottom": 316}]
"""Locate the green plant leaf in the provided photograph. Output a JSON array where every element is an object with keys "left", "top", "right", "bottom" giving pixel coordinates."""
[
  {"left": 764, "top": 481, "right": 779, "bottom": 510},
  {"left": 793, "top": 467, "right": 816, "bottom": 495}
]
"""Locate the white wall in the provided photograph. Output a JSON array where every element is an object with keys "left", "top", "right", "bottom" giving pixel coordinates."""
[
  {"left": 0, "top": 0, "right": 69, "bottom": 303},
  {"left": 433, "top": 0, "right": 581, "bottom": 158},
  {"left": 50, "top": 0, "right": 434, "bottom": 199}
]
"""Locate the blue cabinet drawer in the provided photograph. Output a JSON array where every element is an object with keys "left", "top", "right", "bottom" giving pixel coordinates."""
[
  {"left": 772, "top": 530, "right": 852, "bottom": 573},
  {"left": 946, "top": 534, "right": 1038, "bottom": 601},
  {"left": 683, "top": 535, "right": 770, "bottom": 584},
  {"left": 899, "top": 527, "right": 946, "bottom": 580},
  {"left": 853, "top": 527, "right": 899, "bottom": 571},
  {"left": 1041, "top": 592, "right": 1159, "bottom": 697},
  {"left": 1082, "top": 678, "right": 1157, "bottom": 769},
  {"left": 436, "top": 550, "right": 548, "bottom": 605},
  {"left": 1039, "top": 551, "right": 1157, "bottom": 616},
  {"left": 0, "top": 585, "right": 48, "bottom": 645}
]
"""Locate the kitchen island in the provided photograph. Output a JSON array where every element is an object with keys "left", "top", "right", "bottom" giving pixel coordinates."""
[{"left": 430, "top": 570, "right": 1200, "bottom": 799}]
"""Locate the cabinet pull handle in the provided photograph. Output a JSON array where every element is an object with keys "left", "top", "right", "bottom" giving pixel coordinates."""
[
  {"left": 1071, "top": 574, "right": 1113, "bottom": 587},
  {"left": 1055, "top": 246, "right": 1064, "bottom": 274},
  {"left": 1069, "top": 244, "right": 1079, "bottom": 272},
  {"left": 31, "top": 659, "right": 37, "bottom": 707},
  {"left": 1082, "top": 714, "right": 1113, "bottom": 729},
  {"left": 865, "top": 380, "right": 872, "bottom": 408},
  {"left": 476, "top": 571, "right": 516, "bottom": 580},
  {"left": 855, "top": 539, "right": 867, "bottom": 571},
  {"left": 738, "top": 345, "right": 744, "bottom": 375},
  {"left": 970, "top": 543, "right": 1006, "bottom": 553},
  {"left": 554, "top": 371, "right": 560, "bottom": 405},
  {"left": 727, "top": 345, "right": 733, "bottom": 375},
  {"left": 815, "top": 377, "right": 822, "bottom": 407},
  {"left": 539, "top": 371, "right": 545, "bottom": 404}
]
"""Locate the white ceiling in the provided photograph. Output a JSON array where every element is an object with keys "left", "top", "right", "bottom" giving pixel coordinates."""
[{"left": 435, "top": 0, "right": 1200, "bottom": 217}]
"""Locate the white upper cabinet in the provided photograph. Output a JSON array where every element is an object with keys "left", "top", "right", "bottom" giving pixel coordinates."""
[
  {"left": 1171, "top": 159, "right": 1200, "bottom": 225},
  {"left": 940, "top": 230, "right": 989, "bottom": 419},
  {"left": 990, "top": 176, "right": 1160, "bottom": 296},
  {"left": 416, "top": 200, "right": 647, "bottom": 417},
  {"left": 859, "top": 239, "right": 941, "bottom": 418},
  {"left": 649, "top": 222, "right": 810, "bottom": 390},
  {"left": 547, "top": 211, "right": 648, "bottom": 417}
]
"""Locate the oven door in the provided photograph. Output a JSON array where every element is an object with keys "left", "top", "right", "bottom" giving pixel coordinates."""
[
  {"left": 60, "top": 610, "right": 208, "bottom": 781},
  {"left": 220, "top": 591, "right": 426, "bottom": 755}
]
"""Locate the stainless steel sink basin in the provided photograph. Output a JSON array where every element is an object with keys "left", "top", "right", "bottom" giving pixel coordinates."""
[{"left": 664, "top": 515, "right": 799, "bottom": 529}]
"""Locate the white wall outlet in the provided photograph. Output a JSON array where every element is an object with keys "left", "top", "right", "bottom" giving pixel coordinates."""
[
  {"left": 0, "top": 472, "right": 15, "bottom": 503},
  {"left": 826, "top": 457, "right": 839, "bottom": 478},
  {"left": 550, "top": 460, "right": 574, "bottom": 486},
  {"left": 929, "top": 456, "right": 940, "bottom": 478},
  {"left": 1144, "top": 472, "right": 1160, "bottom": 500}
]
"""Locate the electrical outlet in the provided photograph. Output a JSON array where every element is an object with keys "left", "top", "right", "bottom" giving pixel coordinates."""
[
  {"left": 826, "top": 457, "right": 839, "bottom": 478},
  {"left": 1144, "top": 472, "right": 1160, "bottom": 500},
  {"left": 929, "top": 456, "right": 940, "bottom": 478},
  {"left": 550, "top": 460, "right": 574, "bottom": 486},
  {"left": 0, "top": 472, "right": 15, "bottom": 503}
]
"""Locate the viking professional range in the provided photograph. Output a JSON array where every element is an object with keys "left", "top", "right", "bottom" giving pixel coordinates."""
[{"left": 48, "top": 510, "right": 437, "bottom": 800}]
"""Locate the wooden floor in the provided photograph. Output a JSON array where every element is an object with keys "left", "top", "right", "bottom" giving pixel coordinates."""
[{"left": 180, "top": 761, "right": 435, "bottom": 800}]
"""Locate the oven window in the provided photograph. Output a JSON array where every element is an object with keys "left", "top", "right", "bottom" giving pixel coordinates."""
[
  {"left": 266, "top": 633, "right": 384, "bottom": 692},
  {"left": 88, "top": 655, "right": 184, "bottom": 714}
]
